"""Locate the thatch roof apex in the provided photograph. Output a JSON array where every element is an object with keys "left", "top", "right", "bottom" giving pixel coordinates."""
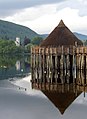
[
  {"left": 40, "top": 20, "right": 83, "bottom": 47},
  {"left": 58, "top": 20, "right": 65, "bottom": 27}
]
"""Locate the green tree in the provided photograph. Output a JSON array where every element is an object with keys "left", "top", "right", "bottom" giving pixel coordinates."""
[
  {"left": 31, "top": 37, "right": 43, "bottom": 45},
  {"left": 0, "top": 39, "right": 23, "bottom": 54},
  {"left": 24, "top": 36, "right": 31, "bottom": 46},
  {"left": 25, "top": 43, "right": 33, "bottom": 53},
  {"left": 83, "top": 40, "right": 87, "bottom": 46}
]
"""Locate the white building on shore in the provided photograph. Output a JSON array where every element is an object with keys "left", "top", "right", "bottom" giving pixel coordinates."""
[{"left": 15, "top": 37, "right": 21, "bottom": 46}]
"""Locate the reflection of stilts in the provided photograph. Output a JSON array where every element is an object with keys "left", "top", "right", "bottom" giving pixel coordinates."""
[
  {"left": 32, "top": 75, "right": 81, "bottom": 115},
  {"left": 31, "top": 46, "right": 87, "bottom": 90}
]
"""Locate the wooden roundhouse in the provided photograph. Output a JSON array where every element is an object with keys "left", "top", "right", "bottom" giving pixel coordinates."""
[{"left": 31, "top": 20, "right": 87, "bottom": 86}]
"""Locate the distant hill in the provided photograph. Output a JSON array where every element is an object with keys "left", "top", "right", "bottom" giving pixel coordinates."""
[
  {"left": 0, "top": 19, "right": 39, "bottom": 42},
  {"left": 0, "top": 19, "right": 87, "bottom": 42},
  {"left": 40, "top": 34, "right": 48, "bottom": 39},
  {"left": 74, "top": 32, "right": 87, "bottom": 40}
]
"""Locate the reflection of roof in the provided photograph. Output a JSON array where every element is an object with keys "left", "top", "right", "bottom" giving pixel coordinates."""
[
  {"left": 42, "top": 91, "right": 81, "bottom": 114},
  {"left": 32, "top": 82, "right": 81, "bottom": 114},
  {"left": 40, "top": 20, "right": 83, "bottom": 47}
]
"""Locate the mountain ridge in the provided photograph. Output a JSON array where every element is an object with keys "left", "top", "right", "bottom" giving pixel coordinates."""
[
  {"left": 0, "top": 19, "right": 39, "bottom": 41},
  {"left": 0, "top": 19, "right": 87, "bottom": 41},
  {"left": 74, "top": 32, "right": 87, "bottom": 40}
]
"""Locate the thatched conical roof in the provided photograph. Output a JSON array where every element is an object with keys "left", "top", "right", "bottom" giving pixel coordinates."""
[{"left": 40, "top": 20, "right": 83, "bottom": 47}]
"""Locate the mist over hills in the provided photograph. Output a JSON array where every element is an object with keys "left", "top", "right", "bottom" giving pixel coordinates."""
[{"left": 0, "top": 19, "right": 87, "bottom": 41}]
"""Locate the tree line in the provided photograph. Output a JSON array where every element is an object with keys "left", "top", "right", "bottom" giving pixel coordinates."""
[{"left": 0, "top": 36, "right": 43, "bottom": 54}]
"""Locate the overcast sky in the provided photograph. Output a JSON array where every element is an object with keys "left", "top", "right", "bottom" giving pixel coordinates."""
[{"left": 0, "top": 0, "right": 87, "bottom": 35}]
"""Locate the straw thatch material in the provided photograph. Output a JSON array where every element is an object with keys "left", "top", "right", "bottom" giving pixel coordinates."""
[{"left": 40, "top": 20, "right": 83, "bottom": 47}]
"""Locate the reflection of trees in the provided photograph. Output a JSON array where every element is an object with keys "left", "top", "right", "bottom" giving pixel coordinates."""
[
  {"left": 24, "top": 56, "right": 30, "bottom": 68},
  {"left": 0, "top": 55, "right": 22, "bottom": 68},
  {"left": 0, "top": 55, "right": 31, "bottom": 69},
  {"left": 0, "top": 55, "right": 31, "bottom": 80},
  {"left": 15, "top": 60, "right": 20, "bottom": 71},
  {"left": 24, "top": 55, "right": 31, "bottom": 64},
  {"left": 15, "top": 55, "right": 30, "bottom": 72}
]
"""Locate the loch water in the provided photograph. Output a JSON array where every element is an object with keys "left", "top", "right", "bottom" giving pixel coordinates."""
[
  {"left": 0, "top": 55, "right": 30, "bottom": 80},
  {"left": 0, "top": 55, "right": 87, "bottom": 119}
]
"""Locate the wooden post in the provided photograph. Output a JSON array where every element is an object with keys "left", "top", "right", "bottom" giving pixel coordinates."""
[
  {"left": 86, "top": 55, "right": 87, "bottom": 70},
  {"left": 31, "top": 47, "right": 33, "bottom": 81},
  {"left": 55, "top": 48, "right": 57, "bottom": 69},
  {"left": 66, "top": 47, "right": 70, "bottom": 75},
  {"left": 32, "top": 47, "right": 36, "bottom": 83},
  {"left": 43, "top": 48, "right": 47, "bottom": 83},
  {"left": 76, "top": 47, "right": 79, "bottom": 70},
  {"left": 38, "top": 48, "right": 42, "bottom": 82},
  {"left": 61, "top": 46, "right": 64, "bottom": 70},
  {"left": 86, "top": 47, "right": 87, "bottom": 70},
  {"left": 72, "top": 46, "right": 75, "bottom": 70},
  {"left": 46, "top": 48, "right": 50, "bottom": 83}
]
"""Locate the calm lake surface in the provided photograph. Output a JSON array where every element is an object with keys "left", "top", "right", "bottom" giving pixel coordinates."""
[
  {"left": 0, "top": 55, "right": 87, "bottom": 119},
  {"left": 0, "top": 55, "right": 31, "bottom": 80}
]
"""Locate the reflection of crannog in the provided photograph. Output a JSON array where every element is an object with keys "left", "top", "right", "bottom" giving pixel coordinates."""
[
  {"left": 76, "top": 70, "right": 87, "bottom": 94},
  {"left": 32, "top": 70, "right": 87, "bottom": 114},
  {"left": 15, "top": 60, "right": 21, "bottom": 71}
]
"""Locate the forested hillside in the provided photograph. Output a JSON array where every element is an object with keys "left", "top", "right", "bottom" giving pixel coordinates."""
[
  {"left": 0, "top": 19, "right": 87, "bottom": 43},
  {"left": 0, "top": 19, "right": 39, "bottom": 41}
]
